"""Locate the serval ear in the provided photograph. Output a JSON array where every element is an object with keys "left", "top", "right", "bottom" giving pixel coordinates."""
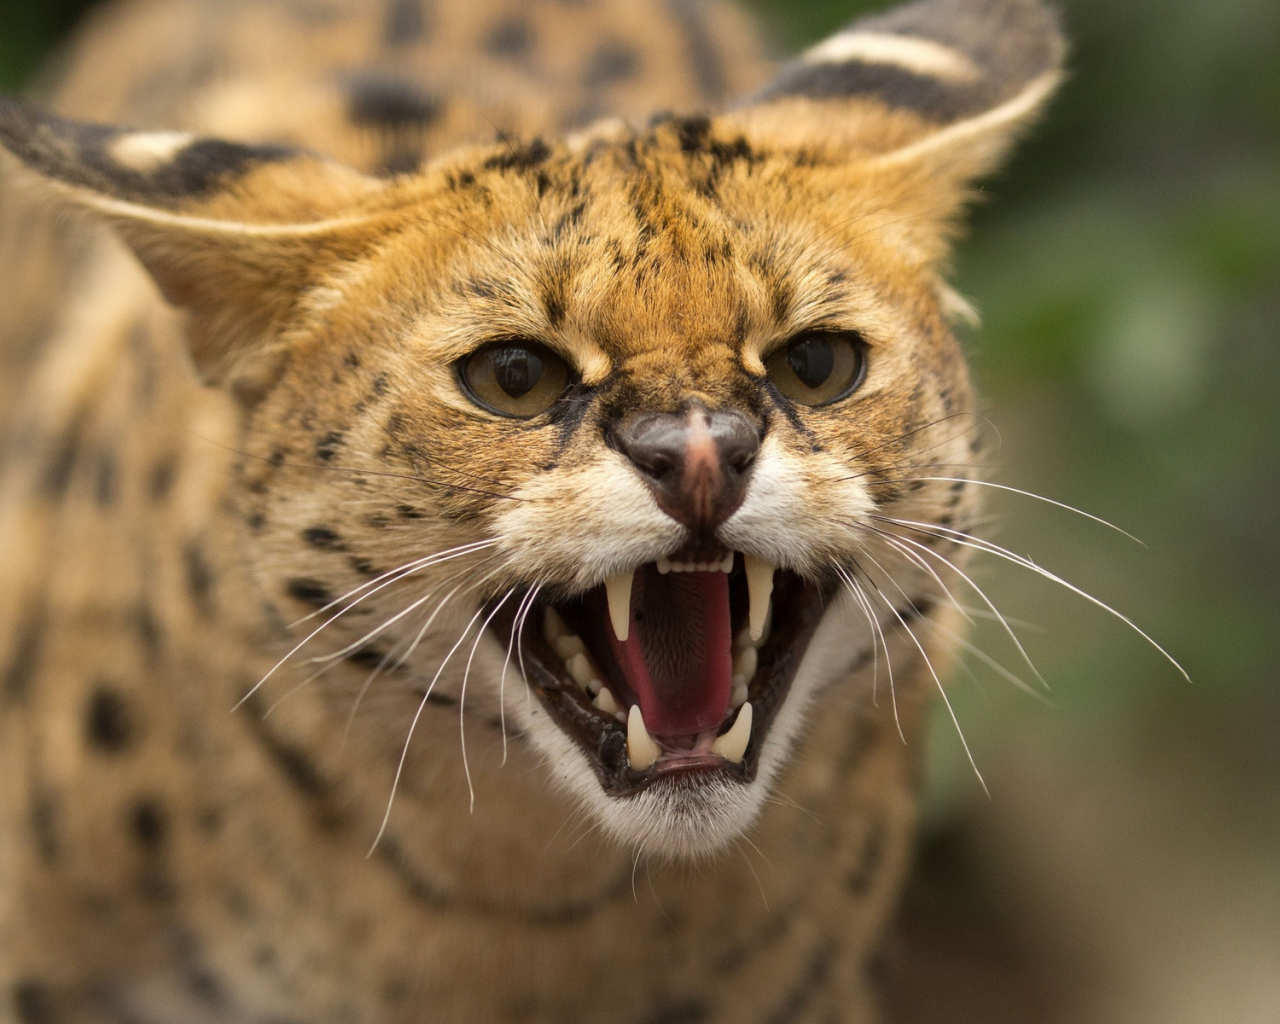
[
  {"left": 725, "top": 0, "right": 1065, "bottom": 257},
  {"left": 0, "top": 97, "right": 391, "bottom": 388}
]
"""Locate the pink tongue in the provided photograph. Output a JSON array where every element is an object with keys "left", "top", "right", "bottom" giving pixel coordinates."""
[{"left": 606, "top": 567, "right": 733, "bottom": 739}]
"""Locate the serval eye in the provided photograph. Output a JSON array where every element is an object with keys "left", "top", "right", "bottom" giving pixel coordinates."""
[
  {"left": 460, "top": 341, "right": 570, "bottom": 418},
  {"left": 765, "top": 331, "right": 867, "bottom": 407}
]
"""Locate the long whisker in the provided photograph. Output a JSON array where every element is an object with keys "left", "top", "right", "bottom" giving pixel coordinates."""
[
  {"left": 234, "top": 542, "right": 497, "bottom": 710},
  {"left": 500, "top": 585, "right": 542, "bottom": 766},
  {"left": 868, "top": 524, "right": 1049, "bottom": 691},
  {"left": 911, "top": 477, "right": 1146, "bottom": 546},
  {"left": 833, "top": 564, "right": 902, "bottom": 741},
  {"left": 458, "top": 590, "right": 515, "bottom": 813},
  {"left": 368, "top": 598, "right": 496, "bottom": 857},
  {"left": 879, "top": 517, "right": 1191, "bottom": 682},
  {"left": 855, "top": 564, "right": 989, "bottom": 797}
]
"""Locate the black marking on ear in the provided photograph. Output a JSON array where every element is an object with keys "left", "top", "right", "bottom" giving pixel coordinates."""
[
  {"left": 0, "top": 97, "right": 298, "bottom": 205},
  {"left": 668, "top": 0, "right": 726, "bottom": 103},
  {"left": 86, "top": 687, "right": 136, "bottom": 752},
  {"left": 347, "top": 74, "right": 442, "bottom": 130},
  {"left": 584, "top": 40, "right": 642, "bottom": 88},
  {"left": 752, "top": 0, "right": 1063, "bottom": 125},
  {"left": 485, "top": 15, "right": 535, "bottom": 60},
  {"left": 384, "top": 0, "right": 430, "bottom": 45},
  {"left": 13, "top": 981, "right": 55, "bottom": 1024}
]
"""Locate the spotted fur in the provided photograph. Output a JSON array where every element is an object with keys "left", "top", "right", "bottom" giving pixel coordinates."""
[{"left": 0, "top": 0, "right": 1062, "bottom": 1020}]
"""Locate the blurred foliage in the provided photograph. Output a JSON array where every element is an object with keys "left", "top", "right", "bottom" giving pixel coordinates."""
[{"left": 2, "top": 0, "right": 1276, "bottom": 838}]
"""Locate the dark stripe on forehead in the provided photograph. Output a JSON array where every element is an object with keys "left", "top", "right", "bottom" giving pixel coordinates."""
[{"left": 0, "top": 98, "right": 296, "bottom": 205}]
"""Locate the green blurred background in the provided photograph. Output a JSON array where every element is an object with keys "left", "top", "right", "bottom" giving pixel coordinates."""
[{"left": 3, "top": 0, "right": 1277, "bottom": 1019}]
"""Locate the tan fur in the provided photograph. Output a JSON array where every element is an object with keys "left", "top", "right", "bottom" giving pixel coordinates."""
[{"left": 0, "top": 0, "right": 1062, "bottom": 1020}]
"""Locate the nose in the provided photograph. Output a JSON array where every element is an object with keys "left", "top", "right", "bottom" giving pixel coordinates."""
[{"left": 613, "top": 403, "right": 761, "bottom": 533}]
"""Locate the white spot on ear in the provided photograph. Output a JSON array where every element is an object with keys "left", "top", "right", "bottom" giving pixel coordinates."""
[
  {"left": 109, "top": 131, "right": 196, "bottom": 171},
  {"left": 803, "top": 31, "right": 981, "bottom": 84}
]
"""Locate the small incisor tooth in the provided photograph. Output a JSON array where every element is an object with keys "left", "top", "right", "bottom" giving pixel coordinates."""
[
  {"left": 731, "top": 680, "right": 749, "bottom": 708},
  {"left": 566, "top": 653, "right": 594, "bottom": 687},
  {"left": 593, "top": 687, "right": 622, "bottom": 716},
  {"left": 543, "top": 607, "right": 568, "bottom": 641},
  {"left": 553, "top": 634, "right": 586, "bottom": 660},
  {"left": 627, "top": 705, "right": 661, "bottom": 771},
  {"left": 743, "top": 554, "right": 775, "bottom": 642},
  {"left": 712, "top": 702, "right": 752, "bottom": 764},
  {"left": 605, "top": 569, "right": 635, "bottom": 642}
]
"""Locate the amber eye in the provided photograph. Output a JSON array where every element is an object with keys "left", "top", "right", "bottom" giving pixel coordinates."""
[
  {"left": 764, "top": 330, "right": 867, "bottom": 406},
  {"left": 459, "top": 341, "right": 571, "bottom": 418}
]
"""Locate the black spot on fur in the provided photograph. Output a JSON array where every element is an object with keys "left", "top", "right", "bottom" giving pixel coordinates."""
[
  {"left": 149, "top": 457, "right": 176, "bottom": 501},
  {"left": 640, "top": 1002, "right": 709, "bottom": 1024},
  {"left": 423, "top": 691, "right": 456, "bottom": 707},
  {"left": 183, "top": 541, "right": 215, "bottom": 615},
  {"left": 86, "top": 687, "right": 135, "bottom": 752},
  {"left": 396, "top": 504, "right": 424, "bottom": 519},
  {"left": 484, "top": 15, "right": 535, "bottom": 59},
  {"left": 846, "top": 818, "right": 888, "bottom": 896},
  {"left": 42, "top": 423, "right": 81, "bottom": 498},
  {"left": 0, "top": 98, "right": 297, "bottom": 205},
  {"left": 761, "top": 939, "right": 836, "bottom": 1024},
  {"left": 347, "top": 646, "right": 386, "bottom": 669},
  {"left": 247, "top": 511, "right": 266, "bottom": 532},
  {"left": 315, "top": 431, "right": 344, "bottom": 462},
  {"left": 302, "top": 526, "right": 343, "bottom": 550},
  {"left": 94, "top": 451, "right": 117, "bottom": 507},
  {"left": 3, "top": 611, "right": 44, "bottom": 704},
  {"left": 13, "top": 981, "right": 55, "bottom": 1024},
  {"left": 384, "top": 0, "right": 430, "bottom": 45},
  {"left": 241, "top": 696, "right": 342, "bottom": 830},
  {"left": 130, "top": 799, "right": 167, "bottom": 851},
  {"left": 584, "top": 40, "right": 641, "bottom": 87},
  {"left": 347, "top": 74, "right": 442, "bottom": 129},
  {"left": 30, "top": 788, "right": 60, "bottom": 864},
  {"left": 287, "top": 578, "right": 332, "bottom": 607}
]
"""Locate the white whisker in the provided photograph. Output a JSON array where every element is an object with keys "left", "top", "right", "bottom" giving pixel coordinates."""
[{"left": 459, "top": 590, "right": 515, "bottom": 813}]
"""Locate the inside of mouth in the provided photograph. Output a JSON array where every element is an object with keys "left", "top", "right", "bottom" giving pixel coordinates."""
[{"left": 557, "top": 553, "right": 753, "bottom": 748}]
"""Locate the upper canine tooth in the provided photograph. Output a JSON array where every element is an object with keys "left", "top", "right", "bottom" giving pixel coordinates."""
[
  {"left": 743, "top": 554, "right": 775, "bottom": 642},
  {"left": 605, "top": 569, "right": 635, "bottom": 642},
  {"left": 657, "top": 557, "right": 672, "bottom": 575},
  {"left": 626, "top": 705, "right": 661, "bottom": 771},
  {"left": 543, "top": 607, "right": 568, "bottom": 641},
  {"left": 712, "top": 702, "right": 752, "bottom": 764}
]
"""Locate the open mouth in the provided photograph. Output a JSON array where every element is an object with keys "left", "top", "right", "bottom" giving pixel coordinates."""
[{"left": 491, "top": 552, "right": 827, "bottom": 797}]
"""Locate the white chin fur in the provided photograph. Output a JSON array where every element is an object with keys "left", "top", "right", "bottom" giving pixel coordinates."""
[{"left": 505, "top": 591, "right": 875, "bottom": 860}]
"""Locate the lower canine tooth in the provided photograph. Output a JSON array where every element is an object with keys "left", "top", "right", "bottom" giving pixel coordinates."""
[
  {"left": 605, "top": 569, "right": 634, "bottom": 642},
  {"left": 593, "top": 687, "right": 622, "bottom": 716},
  {"left": 743, "top": 554, "right": 775, "bottom": 642},
  {"left": 626, "top": 705, "right": 661, "bottom": 771},
  {"left": 712, "top": 702, "right": 752, "bottom": 764}
]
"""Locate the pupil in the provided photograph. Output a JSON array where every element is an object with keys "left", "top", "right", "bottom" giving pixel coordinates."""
[
  {"left": 787, "top": 337, "right": 835, "bottom": 389},
  {"left": 492, "top": 347, "right": 542, "bottom": 398}
]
